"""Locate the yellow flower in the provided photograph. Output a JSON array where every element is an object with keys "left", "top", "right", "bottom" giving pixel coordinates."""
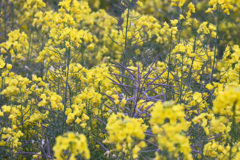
[
  {"left": 6, "top": 64, "right": 12, "bottom": 70},
  {"left": 0, "top": 48, "right": 7, "bottom": 54},
  {"left": 80, "top": 123, "right": 87, "bottom": 128},
  {"left": 170, "top": 19, "right": 178, "bottom": 26},
  {"left": 75, "top": 117, "right": 81, "bottom": 124},
  {"left": 206, "top": 83, "right": 214, "bottom": 90},
  {"left": 82, "top": 113, "right": 89, "bottom": 121},
  {"left": 0, "top": 58, "right": 5, "bottom": 68},
  {"left": 179, "top": 14, "right": 185, "bottom": 20},
  {"left": 53, "top": 132, "right": 90, "bottom": 160},
  {"left": 193, "top": 92, "right": 202, "bottom": 103},
  {"left": 105, "top": 113, "right": 146, "bottom": 158},
  {"left": 179, "top": 0, "right": 187, "bottom": 8},
  {"left": 87, "top": 43, "right": 95, "bottom": 50},
  {"left": 2, "top": 105, "right": 11, "bottom": 113},
  {"left": 136, "top": 1, "right": 143, "bottom": 7},
  {"left": 150, "top": 101, "right": 192, "bottom": 159}
]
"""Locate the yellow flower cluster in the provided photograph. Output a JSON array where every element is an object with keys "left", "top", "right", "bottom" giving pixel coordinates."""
[
  {"left": 213, "top": 86, "right": 240, "bottom": 122},
  {"left": 204, "top": 140, "right": 240, "bottom": 159},
  {"left": 150, "top": 101, "right": 192, "bottom": 160},
  {"left": 0, "top": 30, "right": 29, "bottom": 62},
  {"left": 171, "top": 0, "right": 187, "bottom": 8},
  {"left": 32, "top": 0, "right": 120, "bottom": 66},
  {"left": 192, "top": 85, "right": 240, "bottom": 159},
  {"left": 53, "top": 132, "right": 90, "bottom": 160},
  {"left": 192, "top": 113, "right": 231, "bottom": 136},
  {"left": 0, "top": 126, "right": 24, "bottom": 151},
  {"left": 217, "top": 45, "right": 240, "bottom": 83},
  {"left": 104, "top": 113, "right": 147, "bottom": 159},
  {"left": 1, "top": 0, "right": 240, "bottom": 159},
  {"left": 206, "top": 0, "right": 234, "bottom": 15}
]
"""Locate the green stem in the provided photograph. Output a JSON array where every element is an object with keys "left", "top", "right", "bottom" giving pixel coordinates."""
[
  {"left": 188, "top": 26, "right": 197, "bottom": 86},
  {"left": 229, "top": 101, "right": 237, "bottom": 160},
  {"left": 179, "top": 52, "right": 184, "bottom": 104},
  {"left": 211, "top": 4, "right": 220, "bottom": 83},
  {"left": 63, "top": 44, "right": 71, "bottom": 134}
]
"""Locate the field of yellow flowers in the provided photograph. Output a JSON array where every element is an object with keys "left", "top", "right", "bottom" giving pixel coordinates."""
[{"left": 1, "top": 0, "right": 240, "bottom": 159}]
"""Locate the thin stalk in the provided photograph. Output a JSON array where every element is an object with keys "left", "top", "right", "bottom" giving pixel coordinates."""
[
  {"left": 229, "top": 101, "right": 237, "bottom": 160},
  {"left": 178, "top": 52, "right": 184, "bottom": 104},
  {"left": 211, "top": 4, "right": 220, "bottom": 83},
  {"left": 239, "top": 63, "right": 240, "bottom": 84},
  {"left": 188, "top": 26, "right": 197, "bottom": 86},
  {"left": 122, "top": 6, "right": 130, "bottom": 67},
  {"left": 167, "top": 31, "right": 173, "bottom": 85},
  {"left": 62, "top": 44, "right": 71, "bottom": 134}
]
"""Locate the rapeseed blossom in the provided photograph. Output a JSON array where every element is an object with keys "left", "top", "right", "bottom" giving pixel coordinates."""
[{"left": 1, "top": 0, "right": 240, "bottom": 159}]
